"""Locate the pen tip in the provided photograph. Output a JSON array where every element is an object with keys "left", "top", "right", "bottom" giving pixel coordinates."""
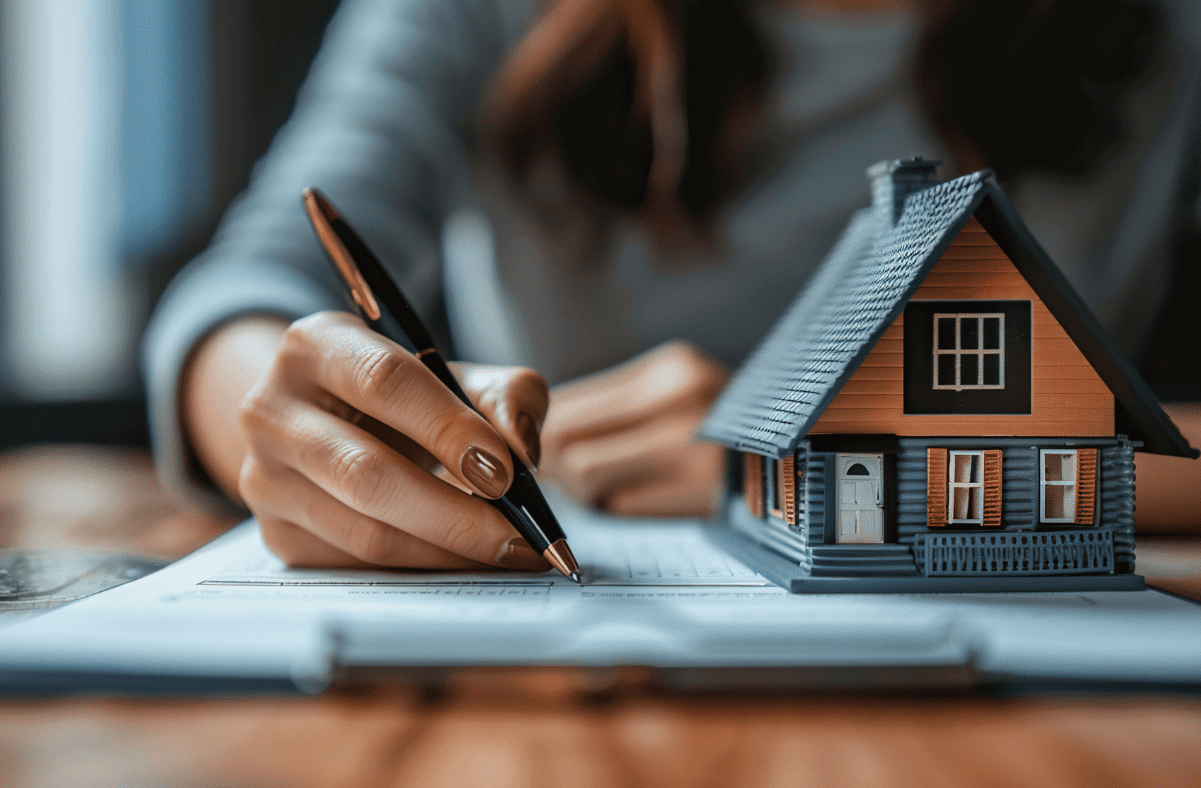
[
  {"left": 569, "top": 572, "right": 581, "bottom": 584},
  {"left": 302, "top": 186, "right": 339, "bottom": 221},
  {"left": 543, "top": 539, "right": 580, "bottom": 583}
]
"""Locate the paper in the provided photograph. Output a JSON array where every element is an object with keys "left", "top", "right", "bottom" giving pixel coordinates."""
[
  {"left": 1, "top": 503, "right": 1201, "bottom": 692},
  {"left": 202, "top": 518, "right": 767, "bottom": 588}
]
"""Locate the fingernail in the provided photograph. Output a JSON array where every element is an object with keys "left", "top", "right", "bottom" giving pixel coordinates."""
[
  {"left": 495, "top": 537, "right": 551, "bottom": 572},
  {"left": 461, "top": 446, "right": 510, "bottom": 498},
  {"left": 516, "top": 412, "right": 541, "bottom": 471}
]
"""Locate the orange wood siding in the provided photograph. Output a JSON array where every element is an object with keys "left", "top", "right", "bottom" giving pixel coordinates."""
[{"left": 810, "top": 217, "right": 1114, "bottom": 437}]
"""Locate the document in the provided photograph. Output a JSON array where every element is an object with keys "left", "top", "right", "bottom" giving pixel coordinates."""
[
  {"left": 203, "top": 516, "right": 770, "bottom": 588},
  {"left": 1, "top": 497, "right": 1200, "bottom": 693}
]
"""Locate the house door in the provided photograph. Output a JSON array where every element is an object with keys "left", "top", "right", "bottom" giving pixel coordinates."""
[{"left": 836, "top": 454, "right": 884, "bottom": 544}]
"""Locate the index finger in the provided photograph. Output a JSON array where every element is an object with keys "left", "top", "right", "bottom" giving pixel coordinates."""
[{"left": 284, "top": 312, "right": 514, "bottom": 499}]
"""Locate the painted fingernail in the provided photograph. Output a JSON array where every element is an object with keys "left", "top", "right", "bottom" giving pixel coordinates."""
[
  {"left": 495, "top": 537, "right": 551, "bottom": 572},
  {"left": 516, "top": 412, "right": 541, "bottom": 471},
  {"left": 461, "top": 446, "right": 509, "bottom": 498}
]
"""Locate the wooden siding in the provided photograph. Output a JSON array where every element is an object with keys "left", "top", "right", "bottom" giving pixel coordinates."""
[
  {"left": 810, "top": 217, "right": 1114, "bottom": 437},
  {"left": 807, "top": 453, "right": 828, "bottom": 545},
  {"left": 896, "top": 437, "right": 1123, "bottom": 543},
  {"left": 1100, "top": 439, "right": 1136, "bottom": 572}
]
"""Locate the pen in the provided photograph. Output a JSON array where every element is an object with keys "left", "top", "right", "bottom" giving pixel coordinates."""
[{"left": 302, "top": 187, "right": 581, "bottom": 583}]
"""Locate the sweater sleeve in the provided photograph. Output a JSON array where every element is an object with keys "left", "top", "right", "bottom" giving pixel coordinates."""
[{"left": 141, "top": 0, "right": 533, "bottom": 509}]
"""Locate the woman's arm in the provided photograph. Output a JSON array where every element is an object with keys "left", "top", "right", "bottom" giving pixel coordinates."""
[
  {"left": 1135, "top": 402, "right": 1201, "bottom": 532},
  {"left": 540, "top": 341, "right": 729, "bottom": 517},
  {"left": 144, "top": 0, "right": 534, "bottom": 509},
  {"left": 181, "top": 312, "right": 550, "bottom": 569},
  {"left": 182, "top": 316, "right": 289, "bottom": 503}
]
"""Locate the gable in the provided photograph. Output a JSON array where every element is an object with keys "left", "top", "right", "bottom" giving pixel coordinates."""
[
  {"left": 810, "top": 217, "right": 1114, "bottom": 437},
  {"left": 699, "top": 164, "right": 1196, "bottom": 458},
  {"left": 698, "top": 171, "right": 993, "bottom": 458}
]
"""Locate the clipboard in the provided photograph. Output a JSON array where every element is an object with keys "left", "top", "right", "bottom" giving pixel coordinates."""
[{"left": 1, "top": 500, "right": 1200, "bottom": 696}]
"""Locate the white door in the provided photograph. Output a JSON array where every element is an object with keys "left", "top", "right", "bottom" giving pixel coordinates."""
[{"left": 837, "top": 454, "right": 884, "bottom": 544}]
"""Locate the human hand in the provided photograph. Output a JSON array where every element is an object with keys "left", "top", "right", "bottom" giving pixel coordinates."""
[
  {"left": 234, "top": 311, "right": 551, "bottom": 571},
  {"left": 539, "top": 341, "right": 729, "bottom": 517}
]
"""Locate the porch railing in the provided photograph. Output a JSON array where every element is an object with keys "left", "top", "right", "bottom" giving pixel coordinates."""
[{"left": 913, "top": 530, "right": 1114, "bottom": 577}]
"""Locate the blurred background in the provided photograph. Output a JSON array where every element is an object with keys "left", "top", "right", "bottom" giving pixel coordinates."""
[
  {"left": 0, "top": 0, "right": 339, "bottom": 449},
  {"left": 0, "top": 0, "right": 1197, "bottom": 452},
  {"left": 0, "top": 5, "right": 1198, "bottom": 786}
]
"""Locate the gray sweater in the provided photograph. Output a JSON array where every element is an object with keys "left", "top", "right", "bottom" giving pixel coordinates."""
[{"left": 144, "top": 0, "right": 1201, "bottom": 508}]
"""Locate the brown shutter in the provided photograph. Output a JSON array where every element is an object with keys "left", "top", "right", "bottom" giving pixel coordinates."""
[
  {"left": 744, "top": 453, "right": 764, "bottom": 518},
  {"left": 782, "top": 455, "right": 796, "bottom": 525},
  {"left": 1075, "top": 448, "right": 1097, "bottom": 525},
  {"left": 927, "top": 448, "right": 948, "bottom": 527},
  {"left": 983, "top": 449, "right": 1003, "bottom": 527}
]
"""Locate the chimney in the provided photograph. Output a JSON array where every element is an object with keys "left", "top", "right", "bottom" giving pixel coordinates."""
[{"left": 867, "top": 157, "right": 941, "bottom": 223}]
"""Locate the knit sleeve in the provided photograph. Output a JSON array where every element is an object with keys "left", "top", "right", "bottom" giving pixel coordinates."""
[{"left": 141, "top": 0, "right": 533, "bottom": 509}]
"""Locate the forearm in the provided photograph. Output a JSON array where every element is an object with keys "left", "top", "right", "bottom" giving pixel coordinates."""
[
  {"left": 181, "top": 316, "right": 290, "bottom": 504},
  {"left": 1135, "top": 402, "right": 1201, "bottom": 532}
]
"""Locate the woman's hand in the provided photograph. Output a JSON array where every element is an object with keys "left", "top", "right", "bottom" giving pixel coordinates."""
[
  {"left": 183, "top": 311, "right": 551, "bottom": 571},
  {"left": 539, "top": 341, "right": 729, "bottom": 517}
]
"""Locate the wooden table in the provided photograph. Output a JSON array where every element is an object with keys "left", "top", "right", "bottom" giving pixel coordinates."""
[{"left": 1, "top": 445, "right": 1200, "bottom": 788}]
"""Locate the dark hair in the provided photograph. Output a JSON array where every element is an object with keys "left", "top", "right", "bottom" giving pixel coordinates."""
[
  {"left": 488, "top": 0, "right": 768, "bottom": 240},
  {"left": 918, "top": 0, "right": 1158, "bottom": 181},
  {"left": 488, "top": 0, "right": 1157, "bottom": 233}
]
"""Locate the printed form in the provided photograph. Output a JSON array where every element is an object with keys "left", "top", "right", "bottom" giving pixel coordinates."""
[{"left": 2, "top": 495, "right": 1201, "bottom": 691}]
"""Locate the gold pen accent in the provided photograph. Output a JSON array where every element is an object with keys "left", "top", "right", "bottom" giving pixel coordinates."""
[
  {"left": 303, "top": 188, "right": 382, "bottom": 321},
  {"left": 304, "top": 186, "right": 581, "bottom": 583},
  {"left": 543, "top": 539, "right": 581, "bottom": 584}
]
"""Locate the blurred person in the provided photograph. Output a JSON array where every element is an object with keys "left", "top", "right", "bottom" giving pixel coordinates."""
[{"left": 146, "top": 0, "right": 1201, "bottom": 571}]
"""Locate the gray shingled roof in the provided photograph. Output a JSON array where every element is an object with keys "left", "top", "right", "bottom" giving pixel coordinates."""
[
  {"left": 699, "top": 167, "right": 990, "bottom": 457},
  {"left": 700, "top": 162, "right": 1199, "bottom": 459}
]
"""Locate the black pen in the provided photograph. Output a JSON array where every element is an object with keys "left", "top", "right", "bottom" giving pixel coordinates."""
[{"left": 303, "top": 187, "right": 581, "bottom": 583}]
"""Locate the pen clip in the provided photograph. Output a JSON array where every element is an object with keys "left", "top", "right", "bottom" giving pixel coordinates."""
[{"left": 303, "top": 188, "right": 382, "bottom": 322}]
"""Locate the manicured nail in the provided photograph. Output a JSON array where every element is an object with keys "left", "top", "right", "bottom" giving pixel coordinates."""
[
  {"left": 495, "top": 537, "right": 551, "bottom": 572},
  {"left": 516, "top": 412, "right": 541, "bottom": 471},
  {"left": 461, "top": 446, "right": 509, "bottom": 498}
]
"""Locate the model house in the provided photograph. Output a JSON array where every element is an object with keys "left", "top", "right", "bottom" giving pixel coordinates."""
[{"left": 699, "top": 159, "right": 1198, "bottom": 592}]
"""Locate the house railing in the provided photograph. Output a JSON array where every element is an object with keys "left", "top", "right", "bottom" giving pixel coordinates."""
[{"left": 913, "top": 530, "right": 1114, "bottom": 577}]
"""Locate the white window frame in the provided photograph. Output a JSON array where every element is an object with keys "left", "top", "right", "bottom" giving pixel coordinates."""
[
  {"left": 1040, "top": 449, "right": 1078, "bottom": 524},
  {"left": 933, "top": 313, "right": 1005, "bottom": 391},
  {"left": 947, "top": 450, "right": 985, "bottom": 525}
]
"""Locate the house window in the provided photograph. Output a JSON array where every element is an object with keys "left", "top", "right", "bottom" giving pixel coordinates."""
[
  {"left": 1040, "top": 450, "right": 1077, "bottom": 523},
  {"left": 927, "top": 447, "right": 1002, "bottom": 528},
  {"left": 904, "top": 300, "right": 1031, "bottom": 415},
  {"left": 948, "top": 450, "right": 985, "bottom": 524},
  {"left": 933, "top": 313, "right": 1004, "bottom": 390}
]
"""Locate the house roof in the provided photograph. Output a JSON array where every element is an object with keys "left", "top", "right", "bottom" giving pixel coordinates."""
[{"left": 698, "top": 161, "right": 1199, "bottom": 459}]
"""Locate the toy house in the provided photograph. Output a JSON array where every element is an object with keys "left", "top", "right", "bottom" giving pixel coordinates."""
[{"left": 699, "top": 158, "right": 1198, "bottom": 593}]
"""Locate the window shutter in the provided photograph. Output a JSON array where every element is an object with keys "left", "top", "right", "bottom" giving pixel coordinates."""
[
  {"left": 1075, "top": 448, "right": 1097, "bottom": 525},
  {"left": 744, "top": 453, "right": 764, "bottom": 518},
  {"left": 983, "top": 449, "right": 1003, "bottom": 527},
  {"left": 782, "top": 455, "right": 796, "bottom": 525},
  {"left": 927, "top": 448, "right": 948, "bottom": 527}
]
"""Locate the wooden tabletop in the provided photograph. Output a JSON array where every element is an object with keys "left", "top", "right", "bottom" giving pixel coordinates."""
[{"left": 1, "top": 445, "right": 1200, "bottom": 788}]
